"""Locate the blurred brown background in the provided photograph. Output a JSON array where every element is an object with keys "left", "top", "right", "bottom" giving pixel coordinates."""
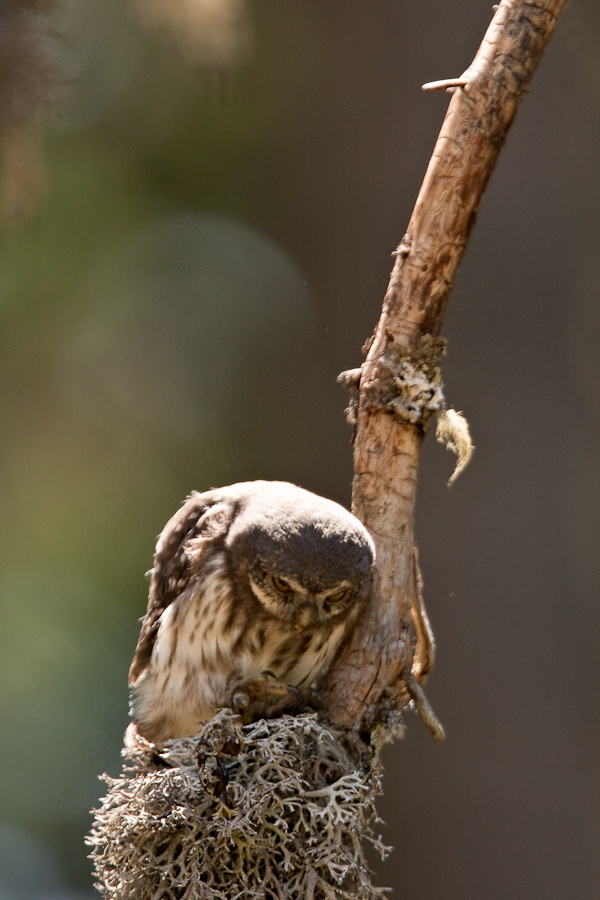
[{"left": 0, "top": 1, "right": 598, "bottom": 898}]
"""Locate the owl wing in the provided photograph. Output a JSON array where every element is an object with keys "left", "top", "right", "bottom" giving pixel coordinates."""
[{"left": 128, "top": 489, "right": 234, "bottom": 686}]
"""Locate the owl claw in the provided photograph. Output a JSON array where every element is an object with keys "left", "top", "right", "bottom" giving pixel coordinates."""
[{"left": 228, "top": 673, "right": 314, "bottom": 724}]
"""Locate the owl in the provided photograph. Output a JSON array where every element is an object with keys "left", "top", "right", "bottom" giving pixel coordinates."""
[{"left": 128, "top": 481, "right": 375, "bottom": 743}]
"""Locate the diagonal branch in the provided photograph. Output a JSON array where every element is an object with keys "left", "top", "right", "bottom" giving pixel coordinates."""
[{"left": 322, "top": 0, "right": 569, "bottom": 731}]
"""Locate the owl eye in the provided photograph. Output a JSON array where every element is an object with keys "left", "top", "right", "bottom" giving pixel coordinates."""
[
  {"left": 272, "top": 575, "right": 293, "bottom": 594},
  {"left": 327, "top": 588, "right": 347, "bottom": 603}
]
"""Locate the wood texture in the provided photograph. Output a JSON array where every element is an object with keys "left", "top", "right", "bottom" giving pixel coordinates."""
[{"left": 322, "top": 0, "right": 569, "bottom": 729}]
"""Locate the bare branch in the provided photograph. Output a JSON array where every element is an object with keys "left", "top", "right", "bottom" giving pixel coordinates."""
[{"left": 322, "top": 0, "right": 569, "bottom": 730}]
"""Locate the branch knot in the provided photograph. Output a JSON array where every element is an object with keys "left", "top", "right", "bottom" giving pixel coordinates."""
[{"left": 363, "top": 335, "right": 446, "bottom": 427}]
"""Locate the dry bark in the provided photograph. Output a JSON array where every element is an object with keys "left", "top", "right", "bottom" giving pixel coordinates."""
[{"left": 322, "top": 0, "right": 569, "bottom": 730}]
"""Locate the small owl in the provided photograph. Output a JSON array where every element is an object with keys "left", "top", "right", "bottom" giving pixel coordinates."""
[{"left": 129, "top": 481, "right": 375, "bottom": 743}]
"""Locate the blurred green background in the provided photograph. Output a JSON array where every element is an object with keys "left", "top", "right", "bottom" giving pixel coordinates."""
[{"left": 0, "top": 0, "right": 599, "bottom": 898}]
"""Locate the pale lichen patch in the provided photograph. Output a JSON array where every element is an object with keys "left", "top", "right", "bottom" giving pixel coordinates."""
[{"left": 88, "top": 710, "right": 389, "bottom": 900}]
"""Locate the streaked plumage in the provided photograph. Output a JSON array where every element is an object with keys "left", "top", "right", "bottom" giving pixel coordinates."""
[{"left": 129, "top": 481, "right": 375, "bottom": 742}]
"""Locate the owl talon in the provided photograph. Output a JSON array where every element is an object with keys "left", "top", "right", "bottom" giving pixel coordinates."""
[
  {"left": 303, "top": 686, "right": 322, "bottom": 710},
  {"left": 231, "top": 691, "right": 250, "bottom": 714},
  {"left": 228, "top": 673, "right": 311, "bottom": 724}
]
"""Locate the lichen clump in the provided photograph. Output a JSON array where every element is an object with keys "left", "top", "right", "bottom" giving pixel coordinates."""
[{"left": 88, "top": 710, "right": 389, "bottom": 900}]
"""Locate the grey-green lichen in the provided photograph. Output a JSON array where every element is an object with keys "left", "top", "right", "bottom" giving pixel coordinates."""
[{"left": 88, "top": 710, "right": 389, "bottom": 900}]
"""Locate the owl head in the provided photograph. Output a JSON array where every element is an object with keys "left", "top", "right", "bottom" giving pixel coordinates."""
[{"left": 224, "top": 482, "right": 375, "bottom": 631}]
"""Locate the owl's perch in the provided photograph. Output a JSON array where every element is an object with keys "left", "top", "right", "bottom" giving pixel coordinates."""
[
  {"left": 321, "top": 0, "right": 568, "bottom": 731},
  {"left": 89, "top": 711, "right": 389, "bottom": 900}
]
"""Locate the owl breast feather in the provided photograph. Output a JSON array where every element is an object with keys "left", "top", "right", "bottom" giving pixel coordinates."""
[{"left": 130, "top": 552, "right": 346, "bottom": 742}]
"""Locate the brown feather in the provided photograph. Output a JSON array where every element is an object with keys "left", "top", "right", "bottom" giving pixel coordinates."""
[{"left": 128, "top": 490, "right": 233, "bottom": 685}]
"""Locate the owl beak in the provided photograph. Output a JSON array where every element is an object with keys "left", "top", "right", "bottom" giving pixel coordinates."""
[{"left": 294, "top": 605, "right": 315, "bottom": 633}]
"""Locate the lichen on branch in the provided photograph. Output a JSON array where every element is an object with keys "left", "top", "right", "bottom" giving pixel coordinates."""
[{"left": 88, "top": 711, "right": 389, "bottom": 900}]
